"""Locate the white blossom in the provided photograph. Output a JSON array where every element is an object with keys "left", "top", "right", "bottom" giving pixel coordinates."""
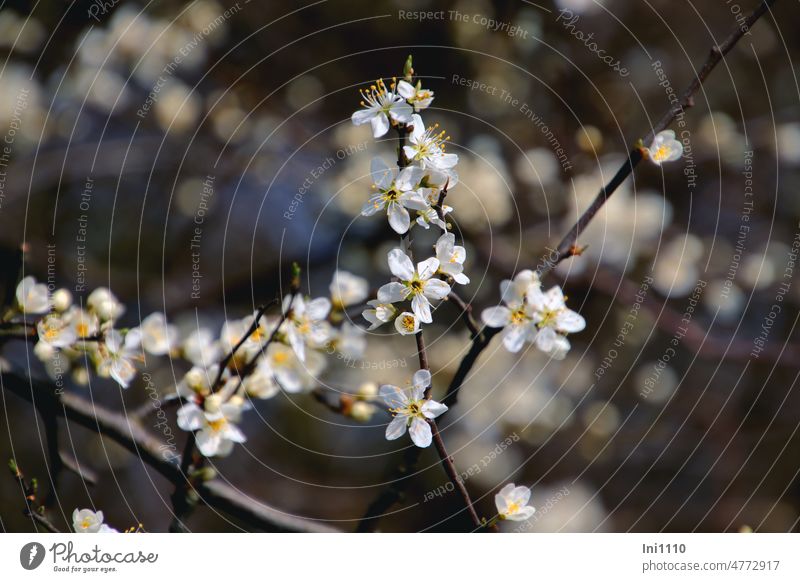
[
  {"left": 394, "top": 311, "right": 420, "bottom": 335},
  {"left": 328, "top": 321, "right": 366, "bottom": 359},
  {"left": 284, "top": 295, "right": 332, "bottom": 362},
  {"left": 37, "top": 314, "right": 77, "bottom": 348},
  {"left": 72, "top": 508, "right": 118, "bottom": 533},
  {"left": 351, "top": 78, "right": 413, "bottom": 138},
  {"left": 87, "top": 287, "right": 125, "bottom": 321},
  {"left": 396, "top": 79, "right": 434, "bottom": 111},
  {"left": 182, "top": 328, "right": 222, "bottom": 368},
  {"left": 51, "top": 288, "right": 73, "bottom": 312},
  {"left": 403, "top": 114, "right": 458, "bottom": 176},
  {"left": 380, "top": 369, "right": 447, "bottom": 448},
  {"left": 68, "top": 307, "right": 99, "bottom": 340},
  {"left": 377, "top": 249, "right": 450, "bottom": 324},
  {"left": 97, "top": 329, "right": 141, "bottom": 388},
  {"left": 435, "top": 232, "right": 469, "bottom": 285},
  {"left": 481, "top": 270, "right": 542, "bottom": 353},
  {"left": 527, "top": 285, "right": 586, "bottom": 359},
  {"left": 362, "top": 158, "right": 429, "bottom": 234},
  {"left": 241, "top": 358, "right": 280, "bottom": 400},
  {"left": 362, "top": 299, "right": 397, "bottom": 330},
  {"left": 330, "top": 270, "right": 369, "bottom": 309},
  {"left": 267, "top": 342, "right": 324, "bottom": 393},
  {"left": 495, "top": 483, "right": 536, "bottom": 521},
  {"left": 646, "top": 129, "right": 683, "bottom": 165},
  {"left": 177, "top": 398, "right": 246, "bottom": 457},
  {"left": 16, "top": 276, "right": 49, "bottom": 314},
  {"left": 137, "top": 312, "right": 178, "bottom": 356}
]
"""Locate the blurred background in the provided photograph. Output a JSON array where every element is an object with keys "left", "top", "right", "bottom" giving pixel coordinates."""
[{"left": 1, "top": 0, "right": 800, "bottom": 532}]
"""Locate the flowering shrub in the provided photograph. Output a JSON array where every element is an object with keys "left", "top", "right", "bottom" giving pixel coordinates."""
[{"left": 7, "top": 53, "right": 688, "bottom": 533}]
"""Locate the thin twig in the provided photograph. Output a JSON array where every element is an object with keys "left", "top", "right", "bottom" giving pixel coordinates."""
[
  {"left": 448, "top": 291, "right": 480, "bottom": 339},
  {"left": 538, "top": 0, "right": 778, "bottom": 277},
  {"left": 357, "top": 0, "right": 778, "bottom": 530},
  {"left": 1, "top": 370, "right": 336, "bottom": 532}
]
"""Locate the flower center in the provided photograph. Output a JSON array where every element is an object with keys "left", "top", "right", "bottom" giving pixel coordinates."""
[
  {"left": 653, "top": 144, "right": 671, "bottom": 161},
  {"left": 538, "top": 309, "right": 559, "bottom": 328},
  {"left": 208, "top": 417, "right": 227, "bottom": 432},
  {"left": 401, "top": 314, "right": 415, "bottom": 331},
  {"left": 409, "top": 279, "right": 424, "bottom": 294},
  {"left": 507, "top": 501, "right": 520, "bottom": 515},
  {"left": 510, "top": 308, "right": 528, "bottom": 325}
]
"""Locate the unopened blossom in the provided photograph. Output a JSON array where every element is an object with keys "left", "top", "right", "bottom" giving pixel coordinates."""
[
  {"left": 330, "top": 270, "right": 369, "bottom": 309},
  {"left": 37, "top": 314, "right": 77, "bottom": 348},
  {"left": 527, "top": 285, "right": 586, "bottom": 359},
  {"left": 87, "top": 287, "right": 124, "bottom": 321},
  {"left": 495, "top": 483, "right": 536, "bottom": 521},
  {"left": 362, "top": 158, "right": 429, "bottom": 234},
  {"left": 351, "top": 78, "right": 413, "bottom": 138},
  {"left": 137, "top": 312, "right": 178, "bottom": 356},
  {"left": 380, "top": 369, "right": 447, "bottom": 448},
  {"left": 362, "top": 299, "right": 397, "bottom": 330},
  {"left": 16, "top": 276, "right": 49, "bottom": 314},
  {"left": 177, "top": 398, "right": 246, "bottom": 457},
  {"left": 51, "top": 288, "right": 73, "bottom": 312},
  {"left": 481, "top": 270, "right": 542, "bottom": 353},
  {"left": 646, "top": 129, "right": 683, "bottom": 165},
  {"left": 377, "top": 249, "right": 450, "bottom": 324},
  {"left": 403, "top": 114, "right": 458, "bottom": 176},
  {"left": 394, "top": 311, "right": 420, "bottom": 335},
  {"left": 73, "top": 508, "right": 118, "bottom": 533},
  {"left": 97, "top": 329, "right": 141, "bottom": 388},
  {"left": 435, "top": 233, "right": 469, "bottom": 285},
  {"left": 284, "top": 295, "right": 332, "bottom": 362},
  {"left": 349, "top": 400, "right": 377, "bottom": 422},
  {"left": 397, "top": 79, "right": 434, "bottom": 111}
]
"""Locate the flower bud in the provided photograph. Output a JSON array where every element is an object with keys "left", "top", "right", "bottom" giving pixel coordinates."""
[
  {"left": 357, "top": 381, "right": 378, "bottom": 400},
  {"left": 349, "top": 401, "right": 375, "bottom": 422},
  {"left": 52, "top": 288, "right": 73, "bottom": 312}
]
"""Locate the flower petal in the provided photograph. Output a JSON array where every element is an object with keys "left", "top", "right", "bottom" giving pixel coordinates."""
[
  {"left": 423, "top": 278, "right": 450, "bottom": 300},
  {"left": 377, "top": 282, "right": 408, "bottom": 303},
  {"left": 387, "top": 203, "right": 411, "bottom": 234},
  {"left": 412, "top": 294, "right": 432, "bottom": 324},
  {"left": 380, "top": 383, "right": 408, "bottom": 408},
  {"left": 385, "top": 415, "right": 408, "bottom": 440},
  {"left": 370, "top": 112, "right": 390, "bottom": 138},
  {"left": 387, "top": 249, "right": 415, "bottom": 281},
  {"left": 409, "top": 417, "right": 432, "bottom": 448},
  {"left": 421, "top": 399, "right": 448, "bottom": 419},
  {"left": 481, "top": 306, "right": 511, "bottom": 327}
]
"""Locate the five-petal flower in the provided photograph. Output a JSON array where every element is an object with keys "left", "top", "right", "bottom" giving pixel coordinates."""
[
  {"left": 380, "top": 369, "right": 447, "bottom": 448},
  {"left": 378, "top": 249, "right": 450, "bottom": 324}
]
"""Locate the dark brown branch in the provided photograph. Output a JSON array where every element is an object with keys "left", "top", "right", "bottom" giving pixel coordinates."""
[
  {"left": 1, "top": 370, "right": 337, "bottom": 532},
  {"left": 428, "top": 419, "right": 481, "bottom": 527},
  {"left": 448, "top": 291, "right": 480, "bottom": 339}
]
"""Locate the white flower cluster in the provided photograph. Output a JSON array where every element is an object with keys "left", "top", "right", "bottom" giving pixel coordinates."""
[
  {"left": 21, "top": 270, "right": 369, "bottom": 458},
  {"left": 353, "top": 75, "right": 469, "bottom": 335},
  {"left": 481, "top": 270, "right": 586, "bottom": 359}
]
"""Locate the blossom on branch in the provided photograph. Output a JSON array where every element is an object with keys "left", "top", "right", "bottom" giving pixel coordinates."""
[
  {"left": 495, "top": 483, "right": 535, "bottom": 521},
  {"left": 378, "top": 249, "right": 450, "bottom": 324},
  {"left": 361, "top": 157, "right": 429, "bottom": 234},
  {"left": 380, "top": 369, "right": 447, "bottom": 448},
  {"left": 351, "top": 78, "right": 413, "bottom": 138},
  {"left": 645, "top": 129, "right": 683, "bottom": 165},
  {"left": 73, "top": 508, "right": 118, "bottom": 533}
]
